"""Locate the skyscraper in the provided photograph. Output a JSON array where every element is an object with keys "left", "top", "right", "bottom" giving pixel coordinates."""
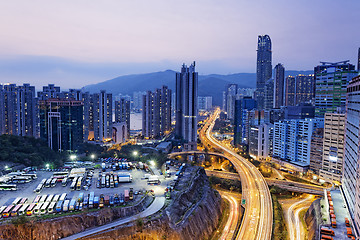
[
  {"left": 39, "top": 99, "right": 84, "bottom": 152},
  {"left": 234, "top": 97, "right": 257, "bottom": 146},
  {"left": 295, "top": 74, "right": 315, "bottom": 105},
  {"left": 264, "top": 78, "right": 274, "bottom": 110},
  {"left": 90, "top": 90, "right": 113, "bottom": 142},
  {"left": 175, "top": 62, "right": 198, "bottom": 150},
  {"left": 0, "top": 85, "right": 4, "bottom": 135},
  {"left": 315, "top": 61, "right": 357, "bottom": 117},
  {"left": 343, "top": 75, "right": 360, "bottom": 236},
  {"left": 115, "top": 98, "right": 130, "bottom": 137},
  {"left": 358, "top": 47, "right": 360, "bottom": 71},
  {"left": 256, "top": 35, "right": 272, "bottom": 110},
  {"left": 224, "top": 84, "right": 238, "bottom": 120},
  {"left": 285, "top": 76, "right": 296, "bottom": 106},
  {"left": 309, "top": 128, "right": 324, "bottom": 175},
  {"left": 198, "top": 96, "right": 213, "bottom": 111},
  {"left": 274, "top": 63, "right": 285, "bottom": 108}
]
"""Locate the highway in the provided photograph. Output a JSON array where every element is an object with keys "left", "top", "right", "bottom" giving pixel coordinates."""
[
  {"left": 201, "top": 108, "right": 273, "bottom": 240},
  {"left": 61, "top": 196, "right": 165, "bottom": 240},
  {"left": 286, "top": 195, "right": 314, "bottom": 240},
  {"left": 218, "top": 191, "right": 240, "bottom": 240}
]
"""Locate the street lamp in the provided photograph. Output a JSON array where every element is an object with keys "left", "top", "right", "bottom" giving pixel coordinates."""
[
  {"left": 133, "top": 151, "right": 138, "bottom": 157},
  {"left": 90, "top": 154, "right": 95, "bottom": 160},
  {"left": 4, "top": 165, "right": 9, "bottom": 170},
  {"left": 45, "top": 164, "right": 50, "bottom": 169},
  {"left": 70, "top": 155, "right": 77, "bottom": 161},
  {"left": 150, "top": 160, "right": 155, "bottom": 167}
]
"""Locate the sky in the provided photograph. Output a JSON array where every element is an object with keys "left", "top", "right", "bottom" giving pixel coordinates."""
[{"left": 0, "top": 0, "right": 359, "bottom": 89}]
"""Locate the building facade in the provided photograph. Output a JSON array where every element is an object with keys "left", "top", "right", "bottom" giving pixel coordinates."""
[
  {"left": 309, "top": 128, "right": 324, "bottom": 175},
  {"left": 234, "top": 97, "right": 257, "bottom": 146},
  {"left": 224, "top": 84, "right": 238, "bottom": 120},
  {"left": 319, "top": 113, "right": 345, "bottom": 183},
  {"left": 285, "top": 76, "right": 296, "bottom": 106},
  {"left": 198, "top": 96, "right": 212, "bottom": 111},
  {"left": 264, "top": 78, "right": 274, "bottom": 110},
  {"left": 274, "top": 63, "right": 285, "bottom": 108},
  {"left": 255, "top": 35, "right": 272, "bottom": 110},
  {"left": 175, "top": 62, "right": 198, "bottom": 150},
  {"left": 115, "top": 98, "right": 130, "bottom": 137},
  {"left": 295, "top": 74, "right": 315, "bottom": 105},
  {"left": 315, "top": 61, "right": 357, "bottom": 117}
]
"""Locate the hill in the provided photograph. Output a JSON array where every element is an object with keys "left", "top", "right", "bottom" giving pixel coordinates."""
[{"left": 82, "top": 70, "right": 313, "bottom": 106}]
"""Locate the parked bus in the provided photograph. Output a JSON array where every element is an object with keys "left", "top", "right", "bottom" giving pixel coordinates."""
[
  {"left": 62, "top": 177, "right": 68, "bottom": 187},
  {"left": 34, "top": 178, "right": 47, "bottom": 193},
  {"left": 33, "top": 195, "right": 41, "bottom": 203},
  {"left": 39, "top": 195, "right": 47, "bottom": 203},
  {"left": 56, "top": 200, "right": 63, "bottom": 212},
  {"left": 51, "top": 178, "right": 57, "bottom": 187},
  {"left": 76, "top": 177, "right": 83, "bottom": 191},
  {"left": 47, "top": 202, "right": 56, "bottom": 213},
  {"left": 26, "top": 203, "right": 36, "bottom": 216},
  {"left": 0, "top": 206, "right": 7, "bottom": 216},
  {"left": 33, "top": 203, "right": 43, "bottom": 215},
  {"left": 19, "top": 204, "right": 29, "bottom": 215},
  {"left": 77, "top": 193, "right": 84, "bottom": 203},
  {"left": 320, "top": 227, "right": 335, "bottom": 236},
  {"left": 46, "top": 194, "right": 54, "bottom": 203},
  {"left": 94, "top": 196, "right": 99, "bottom": 208},
  {"left": 70, "top": 177, "right": 77, "bottom": 191},
  {"left": 52, "top": 172, "right": 68, "bottom": 180},
  {"left": 63, "top": 200, "right": 70, "bottom": 212},
  {"left": 11, "top": 204, "right": 22, "bottom": 217},
  {"left": 2, "top": 205, "right": 14, "bottom": 218},
  {"left": 0, "top": 184, "right": 17, "bottom": 191},
  {"left": 45, "top": 178, "right": 52, "bottom": 187},
  {"left": 40, "top": 202, "right": 49, "bottom": 214},
  {"left": 12, "top": 197, "right": 22, "bottom": 205},
  {"left": 52, "top": 194, "right": 60, "bottom": 202},
  {"left": 69, "top": 199, "right": 76, "bottom": 211},
  {"left": 89, "top": 192, "right": 95, "bottom": 208},
  {"left": 22, "top": 173, "right": 37, "bottom": 179},
  {"left": 124, "top": 190, "right": 129, "bottom": 202},
  {"left": 59, "top": 193, "right": 67, "bottom": 202},
  {"left": 20, "top": 198, "right": 28, "bottom": 204}
]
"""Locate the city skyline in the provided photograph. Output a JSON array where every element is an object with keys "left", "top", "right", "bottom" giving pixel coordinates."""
[{"left": 0, "top": 1, "right": 359, "bottom": 88}]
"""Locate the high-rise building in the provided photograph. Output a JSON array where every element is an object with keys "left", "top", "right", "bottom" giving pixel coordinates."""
[
  {"left": 90, "top": 90, "right": 112, "bottom": 142},
  {"left": 358, "top": 47, "right": 360, "bottom": 71},
  {"left": 309, "top": 128, "right": 324, "bottom": 175},
  {"left": 295, "top": 74, "right": 315, "bottom": 105},
  {"left": 285, "top": 76, "right": 296, "bottom": 106},
  {"left": 319, "top": 113, "right": 345, "bottom": 183},
  {"left": 256, "top": 35, "right": 272, "bottom": 110},
  {"left": 343, "top": 75, "right": 360, "bottom": 236},
  {"left": 224, "top": 84, "right": 238, "bottom": 120},
  {"left": 39, "top": 99, "right": 84, "bottom": 152},
  {"left": 315, "top": 61, "right": 357, "bottom": 117},
  {"left": 283, "top": 103, "right": 315, "bottom": 119},
  {"left": 274, "top": 63, "right": 285, "bottom": 108},
  {"left": 0, "top": 85, "right": 4, "bottom": 135},
  {"left": 264, "top": 78, "right": 274, "bottom": 110},
  {"left": 249, "top": 123, "right": 273, "bottom": 160},
  {"left": 198, "top": 96, "right": 212, "bottom": 111},
  {"left": 234, "top": 97, "right": 257, "bottom": 146},
  {"left": 175, "top": 62, "right": 198, "bottom": 150},
  {"left": 272, "top": 118, "right": 323, "bottom": 166},
  {"left": 37, "top": 84, "right": 62, "bottom": 100},
  {"left": 133, "top": 91, "right": 146, "bottom": 111},
  {"left": 142, "top": 86, "right": 171, "bottom": 139},
  {"left": 115, "top": 98, "right": 130, "bottom": 137}
]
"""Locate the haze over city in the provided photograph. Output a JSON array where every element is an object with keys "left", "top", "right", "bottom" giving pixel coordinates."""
[{"left": 0, "top": 0, "right": 359, "bottom": 88}]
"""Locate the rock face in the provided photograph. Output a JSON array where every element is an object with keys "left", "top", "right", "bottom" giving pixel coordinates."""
[
  {"left": 81, "top": 167, "right": 224, "bottom": 240},
  {"left": 0, "top": 195, "right": 153, "bottom": 240},
  {"left": 305, "top": 199, "right": 323, "bottom": 240}
]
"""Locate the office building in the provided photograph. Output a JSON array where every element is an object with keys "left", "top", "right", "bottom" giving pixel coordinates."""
[
  {"left": 39, "top": 99, "right": 83, "bottom": 152},
  {"left": 249, "top": 123, "right": 273, "bottom": 160},
  {"left": 319, "top": 113, "right": 345, "bottom": 183},
  {"left": 295, "top": 74, "right": 315, "bottom": 105},
  {"left": 175, "top": 62, "right": 198, "bottom": 150},
  {"left": 234, "top": 97, "right": 257, "bottom": 146},
  {"left": 273, "top": 118, "right": 323, "bottom": 166},
  {"left": 237, "top": 88, "right": 256, "bottom": 98},
  {"left": 142, "top": 86, "right": 171, "bottom": 138},
  {"left": 283, "top": 103, "right": 315, "bottom": 119},
  {"left": 264, "top": 78, "right": 274, "bottom": 110},
  {"left": 274, "top": 63, "right": 285, "bottom": 108},
  {"left": 89, "top": 90, "right": 112, "bottom": 142},
  {"left": 224, "top": 84, "right": 238, "bottom": 120},
  {"left": 315, "top": 61, "right": 357, "bottom": 117},
  {"left": 342, "top": 75, "right": 360, "bottom": 236},
  {"left": 198, "top": 96, "right": 212, "bottom": 111},
  {"left": 115, "top": 98, "right": 130, "bottom": 137},
  {"left": 309, "top": 128, "right": 324, "bottom": 175},
  {"left": 285, "top": 76, "right": 296, "bottom": 106},
  {"left": 255, "top": 35, "right": 272, "bottom": 110}
]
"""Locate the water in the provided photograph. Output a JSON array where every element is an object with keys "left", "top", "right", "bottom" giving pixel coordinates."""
[{"left": 130, "top": 113, "right": 142, "bottom": 130}]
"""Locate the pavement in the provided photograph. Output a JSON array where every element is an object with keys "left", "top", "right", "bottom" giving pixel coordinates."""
[
  {"left": 329, "top": 189, "right": 352, "bottom": 240},
  {"left": 201, "top": 108, "right": 273, "bottom": 240},
  {"left": 61, "top": 196, "right": 165, "bottom": 240}
]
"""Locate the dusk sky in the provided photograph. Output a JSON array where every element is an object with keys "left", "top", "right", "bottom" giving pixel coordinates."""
[{"left": 0, "top": 0, "right": 359, "bottom": 89}]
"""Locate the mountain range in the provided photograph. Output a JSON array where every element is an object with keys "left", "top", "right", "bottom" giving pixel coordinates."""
[{"left": 83, "top": 70, "right": 313, "bottom": 106}]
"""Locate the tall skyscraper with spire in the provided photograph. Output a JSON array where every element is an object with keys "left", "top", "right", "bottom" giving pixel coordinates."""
[
  {"left": 255, "top": 35, "right": 272, "bottom": 110},
  {"left": 175, "top": 62, "right": 198, "bottom": 150}
]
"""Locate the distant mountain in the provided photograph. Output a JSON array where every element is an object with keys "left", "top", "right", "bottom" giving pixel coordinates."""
[{"left": 82, "top": 69, "right": 313, "bottom": 106}]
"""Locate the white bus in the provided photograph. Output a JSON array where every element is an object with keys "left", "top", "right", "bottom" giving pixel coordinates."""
[
  {"left": 12, "top": 197, "right": 22, "bottom": 205},
  {"left": 40, "top": 202, "right": 49, "bottom": 214},
  {"left": 45, "top": 178, "right": 52, "bottom": 187},
  {"left": 33, "top": 203, "right": 43, "bottom": 215},
  {"left": 59, "top": 193, "right": 67, "bottom": 202},
  {"left": 39, "top": 194, "right": 47, "bottom": 203},
  {"left": 19, "top": 204, "right": 29, "bottom": 215},
  {"left": 46, "top": 194, "right": 54, "bottom": 203},
  {"left": 47, "top": 202, "right": 56, "bottom": 213},
  {"left": 62, "top": 177, "right": 68, "bottom": 187},
  {"left": 62, "top": 200, "right": 70, "bottom": 212},
  {"left": 52, "top": 194, "right": 60, "bottom": 202}
]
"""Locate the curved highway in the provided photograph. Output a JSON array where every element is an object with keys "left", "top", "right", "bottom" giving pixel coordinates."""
[
  {"left": 201, "top": 108, "right": 273, "bottom": 240},
  {"left": 218, "top": 191, "right": 240, "bottom": 240}
]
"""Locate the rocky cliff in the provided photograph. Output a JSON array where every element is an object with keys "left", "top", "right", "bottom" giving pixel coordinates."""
[
  {"left": 0, "top": 194, "right": 153, "bottom": 240},
  {"left": 80, "top": 167, "right": 224, "bottom": 240},
  {"left": 305, "top": 198, "right": 323, "bottom": 240}
]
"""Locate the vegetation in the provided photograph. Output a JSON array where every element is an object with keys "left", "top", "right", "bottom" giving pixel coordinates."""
[
  {"left": 208, "top": 175, "right": 242, "bottom": 192},
  {"left": 210, "top": 197, "right": 230, "bottom": 240},
  {"left": 269, "top": 185, "right": 300, "bottom": 199},
  {"left": 0, "top": 134, "right": 65, "bottom": 168},
  {"left": 272, "top": 194, "right": 289, "bottom": 240},
  {"left": 11, "top": 215, "right": 29, "bottom": 225},
  {"left": 284, "top": 174, "right": 317, "bottom": 185}
]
